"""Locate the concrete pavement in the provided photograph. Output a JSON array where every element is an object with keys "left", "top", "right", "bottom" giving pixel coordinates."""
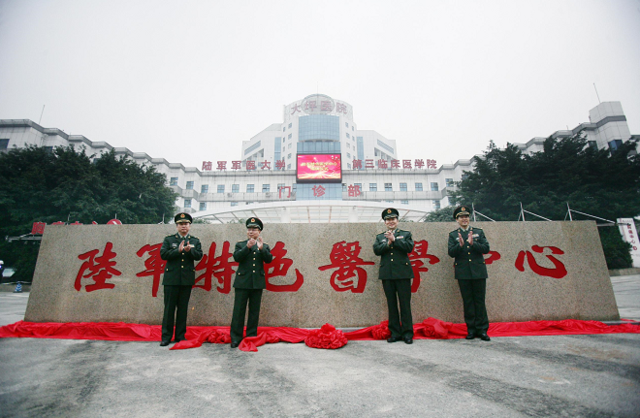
[{"left": 1, "top": 276, "right": 639, "bottom": 418}]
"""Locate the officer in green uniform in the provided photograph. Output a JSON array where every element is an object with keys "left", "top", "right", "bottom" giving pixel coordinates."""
[
  {"left": 447, "top": 205, "right": 491, "bottom": 341},
  {"left": 159, "top": 212, "right": 203, "bottom": 346},
  {"left": 373, "top": 208, "right": 415, "bottom": 344},
  {"left": 230, "top": 217, "right": 273, "bottom": 348}
]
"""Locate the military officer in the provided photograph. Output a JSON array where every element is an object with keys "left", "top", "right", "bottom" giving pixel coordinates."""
[
  {"left": 447, "top": 205, "right": 491, "bottom": 341},
  {"left": 373, "top": 208, "right": 415, "bottom": 344},
  {"left": 230, "top": 217, "right": 273, "bottom": 348},
  {"left": 159, "top": 212, "right": 203, "bottom": 346}
]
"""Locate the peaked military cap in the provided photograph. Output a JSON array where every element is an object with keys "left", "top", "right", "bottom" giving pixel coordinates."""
[
  {"left": 174, "top": 212, "right": 193, "bottom": 224},
  {"left": 382, "top": 208, "right": 399, "bottom": 220},
  {"left": 453, "top": 205, "right": 471, "bottom": 220},
  {"left": 246, "top": 217, "right": 263, "bottom": 231}
]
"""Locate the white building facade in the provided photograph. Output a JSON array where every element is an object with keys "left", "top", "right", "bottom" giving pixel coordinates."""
[{"left": 0, "top": 97, "right": 635, "bottom": 224}]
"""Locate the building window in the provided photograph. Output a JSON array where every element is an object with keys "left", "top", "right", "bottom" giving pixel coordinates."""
[
  {"left": 217, "top": 185, "right": 225, "bottom": 193},
  {"left": 401, "top": 200, "right": 409, "bottom": 205},
  {"left": 201, "top": 184, "right": 209, "bottom": 193},
  {"left": 347, "top": 163, "right": 351, "bottom": 169},
  {"left": 342, "top": 183, "right": 347, "bottom": 191},
  {"left": 369, "top": 183, "right": 377, "bottom": 192},
  {"left": 246, "top": 184, "right": 254, "bottom": 193},
  {"left": 346, "top": 133, "right": 350, "bottom": 138},
  {"left": 385, "top": 183, "right": 393, "bottom": 192},
  {"left": 283, "top": 126, "right": 286, "bottom": 132},
  {"left": 345, "top": 122, "right": 349, "bottom": 128},
  {"left": 184, "top": 199, "right": 191, "bottom": 208},
  {"left": 287, "top": 164, "right": 291, "bottom": 170},
  {"left": 288, "top": 123, "right": 292, "bottom": 129},
  {"left": 415, "top": 183, "right": 423, "bottom": 191},
  {"left": 608, "top": 139, "right": 623, "bottom": 151},
  {"left": 288, "top": 153, "right": 292, "bottom": 159},
  {"left": 231, "top": 202, "right": 238, "bottom": 207},
  {"left": 431, "top": 182, "right": 439, "bottom": 191},
  {"left": 232, "top": 184, "right": 239, "bottom": 193},
  {"left": 170, "top": 177, "right": 178, "bottom": 186},
  {"left": 288, "top": 133, "right": 292, "bottom": 139},
  {"left": 352, "top": 126, "right": 354, "bottom": 131},
  {"left": 400, "top": 183, "right": 407, "bottom": 192},
  {"left": 434, "top": 200, "right": 441, "bottom": 210},
  {"left": 262, "top": 184, "right": 270, "bottom": 192},
  {"left": 186, "top": 181, "right": 194, "bottom": 190},
  {"left": 445, "top": 178, "right": 454, "bottom": 188},
  {"left": 347, "top": 153, "right": 351, "bottom": 159},
  {"left": 0, "top": 139, "right": 9, "bottom": 150},
  {"left": 588, "top": 141, "right": 598, "bottom": 150},
  {"left": 199, "top": 202, "right": 206, "bottom": 211}
]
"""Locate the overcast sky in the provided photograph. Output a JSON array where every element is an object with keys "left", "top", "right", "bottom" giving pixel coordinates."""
[{"left": 1, "top": 0, "right": 639, "bottom": 169}]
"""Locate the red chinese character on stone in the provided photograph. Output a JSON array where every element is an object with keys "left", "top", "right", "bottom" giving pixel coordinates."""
[
  {"left": 348, "top": 184, "right": 361, "bottom": 197},
  {"left": 136, "top": 243, "right": 167, "bottom": 297},
  {"left": 484, "top": 251, "right": 501, "bottom": 265},
  {"left": 70, "top": 221, "right": 83, "bottom": 225},
  {"left": 312, "top": 185, "right": 326, "bottom": 197},
  {"left": 275, "top": 159, "right": 285, "bottom": 170},
  {"left": 75, "top": 242, "right": 121, "bottom": 292},
  {"left": 414, "top": 159, "right": 425, "bottom": 169},
  {"left": 427, "top": 159, "right": 437, "bottom": 169},
  {"left": 260, "top": 160, "right": 271, "bottom": 170},
  {"left": 365, "top": 159, "right": 374, "bottom": 169},
  {"left": 403, "top": 160, "right": 412, "bottom": 169},
  {"left": 336, "top": 103, "right": 347, "bottom": 114},
  {"left": 391, "top": 159, "right": 400, "bottom": 169},
  {"left": 408, "top": 240, "right": 441, "bottom": 292},
  {"left": 51, "top": 221, "right": 65, "bottom": 225},
  {"left": 321, "top": 101, "right": 332, "bottom": 111},
  {"left": 246, "top": 161, "right": 256, "bottom": 170},
  {"left": 291, "top": 103, "right": 302, "bottom": 115},
  {"left": 265, "top": 241, "right": 304, "bottom": 292},
  {"left": 378, "top": 159, "right": 388, "bottom": 169},
  {"left": 195, "top": 241, "right": 238, "bottom": 294},
  {"left": 515, "top": 245, "right": 567, "bottom": 279},
  {"left": 202, "top": 161, "right": 212, "bottom": 171},
  {"left": 353, "top": 159, "right": 362, "bottom": 169},
  {"left": 216, "top": 161, "right": 227, "bottom": 171},
  {"left": 31, "top": 222, "right": 46, "bottom": 235},
  {"left": 319, "top": 241, "right": 375, "bottom": 293},
  {"left": 231, "top": 161, "right": 242, "bottom": 170}
]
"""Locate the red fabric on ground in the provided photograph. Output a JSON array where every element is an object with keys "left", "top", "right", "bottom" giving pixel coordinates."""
[{"left": 1, "top": 318, "right": 638, "bottom": 352}]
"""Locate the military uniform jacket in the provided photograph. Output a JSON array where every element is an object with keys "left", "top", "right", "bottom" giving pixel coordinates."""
[
  {"left": 373, "top": 229, "right": 415, "bottom": 280},
  {"left": 232, "top": 240, "right": 274, "bottom": 289},
  {"left": 448, "top": 227, "right": 490, "bottom": 280},
  {"left": 160, "top": 233, "right": 204, "bottom": 286}
]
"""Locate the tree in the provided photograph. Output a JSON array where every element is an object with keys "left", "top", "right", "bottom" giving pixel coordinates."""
[
  {"left": 448, "top": 132, "right": 640, "bottom": 268},
  {"left": 0, "top": 145, "right": 178, "bottom": 281},
  {"left": 423, "top": 206, "right": 456, "bottom": 222}
]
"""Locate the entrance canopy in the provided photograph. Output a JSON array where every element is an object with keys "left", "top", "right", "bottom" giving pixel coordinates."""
[{"left": 193, "top": 201, "right": 430, "bottom": 224}]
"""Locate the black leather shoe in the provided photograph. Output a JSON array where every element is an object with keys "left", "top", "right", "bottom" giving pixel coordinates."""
[
  {"left": 479, "top": 333, "right": 491, "bottom": 341},
  {"left": 160, "top": 340, "right": 171, "bottom": 346},
  {"left": 387, "top": 336, "right": 402, "bottom": 343},
  {"left": 230, "top": 341, "right": 240, "bottom": 348},
  {"left": 465, "top": 333, "right": 476, "bottom": 340},
  {"left": 404, "top": 337, "right": 413, "bottom": 344}
]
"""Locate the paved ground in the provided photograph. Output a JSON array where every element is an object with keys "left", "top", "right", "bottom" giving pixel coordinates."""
[{"left": 1, "top": 277, "right": 639, "bottom": 418}]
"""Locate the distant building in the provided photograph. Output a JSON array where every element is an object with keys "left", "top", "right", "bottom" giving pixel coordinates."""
[{"left": 0, "top": 97, "right": 635, "bottom": 223}]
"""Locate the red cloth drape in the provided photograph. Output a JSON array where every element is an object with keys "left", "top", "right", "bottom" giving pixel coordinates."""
[{"left": 1, "top": 317, "right": 638, "bottom": 352}]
